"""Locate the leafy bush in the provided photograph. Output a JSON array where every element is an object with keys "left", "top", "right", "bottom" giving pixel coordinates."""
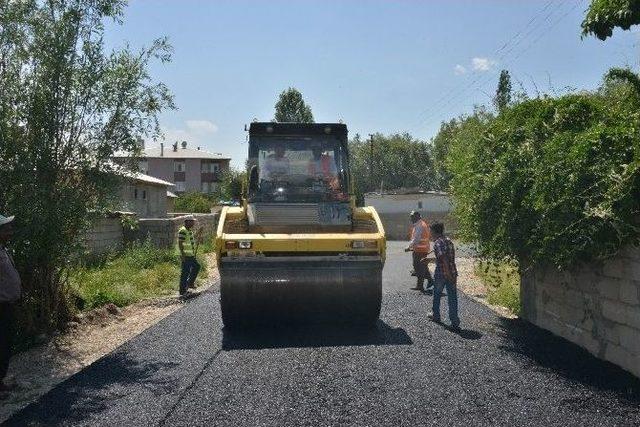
[
  {"left": 174, "top": 192, "right": 214, "bottom": 213},
  {"left": 431, "top": 107, "right": 494, "bottom": 190},
  {"left": 447, "top": 70, "right": 640, "bottom": 269},
  {"left": 475, "top": 260, "right": 521, "bottom": 315},
  {"left": 71, "top": 241, "right": 208, "bottom": 309}
]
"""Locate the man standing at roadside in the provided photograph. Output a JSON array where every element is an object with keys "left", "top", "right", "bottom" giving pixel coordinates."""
[
  {"left": 428, "top": 221, "right": 460, "bottom": 332},
  {"left": 405, "top": 211, "right": 433, "bottom": 291},
  {"left": 0, "top": 214, "right": 22, "bottom": 398},
  {"left": 178, "top": 216, "right": 200, "bottom": 297}
]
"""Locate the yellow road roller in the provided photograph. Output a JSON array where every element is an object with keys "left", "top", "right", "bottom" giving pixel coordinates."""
[{"left": 215, "top": 122, "right": 386, "bottom": 328}]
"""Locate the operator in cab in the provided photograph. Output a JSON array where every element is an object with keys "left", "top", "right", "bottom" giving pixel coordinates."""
[
  {"left": 261, "top": 143, "right": 290, "bottom": 182},
  {"left": 308, "top": 146, "right": 337, "bottom": 179},
  {"left": 308, "top": 145, "right": 341, "bottom": 195}
]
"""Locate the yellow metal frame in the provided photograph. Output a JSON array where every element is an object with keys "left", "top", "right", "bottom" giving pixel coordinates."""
[{"left": 215, "top": 205, "right": 386, "bottom": 265}]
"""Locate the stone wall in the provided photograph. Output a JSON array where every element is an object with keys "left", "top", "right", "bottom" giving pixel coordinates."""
[
  {"left": 130, "top": 213, "right": 218, "bottom": 249},
  {"left": 521, "top": 245, "right": 640, "bottom": 378},
  {"left": 83, "top": 217, "right": 124, "bottom": 254}
]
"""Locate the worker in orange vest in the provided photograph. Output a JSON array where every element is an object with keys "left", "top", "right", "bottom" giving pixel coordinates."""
[
  {"left": 308, "top": 146, "right": 340, "bottom": 193},
  {"left": 405, "top": 211, "right": 433, "bottom": 291}
]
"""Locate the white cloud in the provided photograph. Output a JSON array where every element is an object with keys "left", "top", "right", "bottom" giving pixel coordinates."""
[
  {"left": 454, "top": 64, "right": 467, "bottom": 75},
  {"left": 186, "top": 119, "right": 218, "bottom": 135},
  {"left": 471, "top": 57, "right": 497, "bottom": 72},
  {"left": 158, "top": 119, "right": 218, "bottom": 145}
]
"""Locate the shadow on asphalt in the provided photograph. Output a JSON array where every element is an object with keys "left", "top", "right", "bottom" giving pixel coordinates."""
[
  {"left": 5, "top": 353, "right": 180, "bottom": 426},
  {"left": 221, "top": 320, "right": 413, "bottom": 350},
  {"left": 456, "top": 329, "right": 482, "bottom": 340},
  {"left": 429, "top": 320, "right": 483, "bottom": 340},
  {"left": 495, "top": 317, "right": 640, "bottom": 404}
]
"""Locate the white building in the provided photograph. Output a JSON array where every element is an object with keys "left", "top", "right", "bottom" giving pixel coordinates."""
[{"left": 365, "top": 190, "right": 454, "bottom": 240}]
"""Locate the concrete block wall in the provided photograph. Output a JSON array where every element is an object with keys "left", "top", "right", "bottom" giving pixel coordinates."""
[
  {"left": 131, "top": 213, "right": 218, "bottom": 249},
  {"left": 521, "top": 245, "right": 640, "bottom": 378},
  {"left": 83, "top": 217, "right": 124, "bottom": 254}
]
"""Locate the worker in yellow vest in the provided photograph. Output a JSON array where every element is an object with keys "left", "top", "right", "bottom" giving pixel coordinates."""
[
  {"left": 178, "top": 215, "right": 200, "bottom": 296},
  {"left": 405, "top": 211, "right": 433, "bottom": 291}
]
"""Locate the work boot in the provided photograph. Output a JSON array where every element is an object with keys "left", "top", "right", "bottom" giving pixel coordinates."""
[
  {"left": 410, "top": 285, "right": 424, "bottom": 291},
  {"left": 427, "top": 313, "right": 441, "bottom": 323}
]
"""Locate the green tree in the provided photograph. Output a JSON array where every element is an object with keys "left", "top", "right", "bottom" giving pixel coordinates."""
[
  {"left": 274, "top": 87, "right": 314, "bottom": 123},
  {"left": 582, "top": 0, "right": 640, "bottom": 40},
  {"left": 216, "top": 169, "right": 247, "bottom": 201},
  {"left": 493, "top": 70, "right": 512, "bottom": 112},
  {"left": 0, "top": 0, "right": 174, "bottom": 337},
  {"left": 349, "top": 133, "right": 435, "bottom": 202}
]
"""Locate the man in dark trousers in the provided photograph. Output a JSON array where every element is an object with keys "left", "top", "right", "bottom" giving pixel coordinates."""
[
  {"left": 428, "top": 221, "right": 460, "bottom": 332},
  {"left": 405, "top": 211, "right": 433, "bottom": 291},
  {"left": 0, "top": 213, "right": 21, "bottom": 399},
  {"left": 177, "top": 215, "right": 200, "bottom": 297}
]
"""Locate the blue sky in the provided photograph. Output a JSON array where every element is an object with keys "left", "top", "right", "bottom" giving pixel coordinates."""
[{"left": 105, "top": 0, "right": 640, "bottom": 168}]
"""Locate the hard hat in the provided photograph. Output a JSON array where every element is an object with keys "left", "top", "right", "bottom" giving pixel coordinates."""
[
  {"left": 0, "top": 214, "right": 15, "bottom": 226},
  {"left": 409, "top": 210, "right": 421, "bottom": 218}
]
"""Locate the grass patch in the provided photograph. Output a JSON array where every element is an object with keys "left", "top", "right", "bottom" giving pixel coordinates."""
[
  {"left": 475, "top": 259, "right": 521, "bottom": 315},
  {"left": 71, "top": 241, "right": 208, "bottom": 310}
]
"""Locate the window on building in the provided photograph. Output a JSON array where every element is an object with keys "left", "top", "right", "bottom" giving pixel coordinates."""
[
  {"left": 175, "top": 181, "right": 186, "bottom": 192},
  {"left": 134, "top": 188, "right": 138, "bottom": 199},
  {"left": 138, "top": 160, "right": 148, "bottom": 174},
  {"left": 174, "top": 160, "right": 185, "bottom": 172},
  {"left": 142, "top": 190, "right": 147, "bottom": 200},
  {"left": 201, "top": 161, "right": 221, "bottom": 173},
  {"left": 418, "top": 201, "right": 423, "bottom": 209}
]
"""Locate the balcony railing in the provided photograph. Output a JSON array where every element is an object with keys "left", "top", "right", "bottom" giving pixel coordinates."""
[{"left": 201, "top": 172, "right": 221, "bottom": 182}]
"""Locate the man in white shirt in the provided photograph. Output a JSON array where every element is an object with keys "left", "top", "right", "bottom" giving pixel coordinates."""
[
  {"left": 261, "top": 143, "right": 290, "bottom": 182},
  {"left": 0, "top": 214, "right": 21, "bottom": 399}
]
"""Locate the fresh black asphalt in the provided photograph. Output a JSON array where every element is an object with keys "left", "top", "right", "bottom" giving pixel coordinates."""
[{"left": 5, "top": 242, "right": 640, "bottom": 426}]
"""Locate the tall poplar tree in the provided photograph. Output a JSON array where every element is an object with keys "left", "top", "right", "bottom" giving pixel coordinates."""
[{"left": 274, "top": 88, "right": 314, "bottom": 123}]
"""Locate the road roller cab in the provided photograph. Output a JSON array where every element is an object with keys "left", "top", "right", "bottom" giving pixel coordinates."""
[{"left": 216, "top": 122, "right": 386, "bottom": 328}]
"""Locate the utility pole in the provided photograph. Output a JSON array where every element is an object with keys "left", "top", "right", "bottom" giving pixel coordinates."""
[{"left": 368, "top": 133, "right": 374, "bottom": 192}]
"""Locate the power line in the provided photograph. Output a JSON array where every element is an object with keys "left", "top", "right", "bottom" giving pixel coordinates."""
[
  {"left": 412, "top": 0, "right": 582, "bottom": 134},
  {"left": 410, "top": 0, "right": 561, "bottom": 128}
]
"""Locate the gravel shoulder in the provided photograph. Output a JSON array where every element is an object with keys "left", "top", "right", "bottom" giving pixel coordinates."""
[{"left": 0, "top": 254, "right": 219, "bottom": 424}]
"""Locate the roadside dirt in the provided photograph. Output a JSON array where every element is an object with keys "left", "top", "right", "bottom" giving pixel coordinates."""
[
  {"left": 456, "top": 256, "right": 517, "bottom": 319},
  {"left": 0, "top": 254, "right": 219, "bottom": 424}
]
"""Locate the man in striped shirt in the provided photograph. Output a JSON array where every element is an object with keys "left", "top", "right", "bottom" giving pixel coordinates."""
[{"left": 178, "top": 216, "right": 200, "bottom": 296}]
